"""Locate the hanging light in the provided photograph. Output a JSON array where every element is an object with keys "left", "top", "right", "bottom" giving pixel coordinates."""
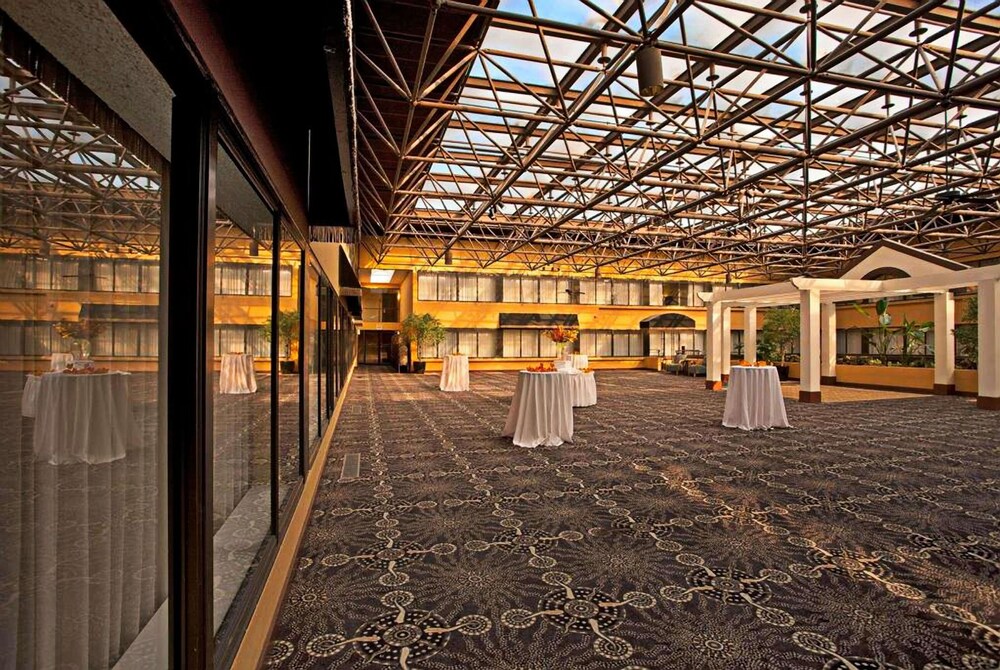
[
  {"left": 250, "top": 239, "right": 259, "bottom": 257},
  {"left": 598, "top": 43, "right": 611, "bottom": 68},
  {"left": 444, "top": 249, "right": 454, "bottom": 265},
  {"left": 636, "top": 45, "right": 664, "bottom": 97}
]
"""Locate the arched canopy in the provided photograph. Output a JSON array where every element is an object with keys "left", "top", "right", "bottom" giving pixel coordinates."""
[{"left": 640, "top": 313, "right": 696, "bottom": 329}]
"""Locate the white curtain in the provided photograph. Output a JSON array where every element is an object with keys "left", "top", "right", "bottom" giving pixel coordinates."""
[
  {"left": 458, "top": 276, "right": 477, "bottom": 302},
  {"left": 476, "top": 276, "right": 496, "bottom": 302},
  {"left": 1, "top": 374, "right": 164, "bottom": 669}
]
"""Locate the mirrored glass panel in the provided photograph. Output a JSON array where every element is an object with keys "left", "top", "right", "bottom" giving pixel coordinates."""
[{"left": 277, "top": 232, "right": 302, "bottom": 508}]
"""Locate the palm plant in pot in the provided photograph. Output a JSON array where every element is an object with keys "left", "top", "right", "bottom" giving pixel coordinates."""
[
  {"left": 396, "top": 313, "right": 445, "bottom": 373},
  {"left": 760, "top": 307, "right": 799, "bottom": 380},
  {"left": 262, "top": 310, "right": 300, "bottom": 373}
]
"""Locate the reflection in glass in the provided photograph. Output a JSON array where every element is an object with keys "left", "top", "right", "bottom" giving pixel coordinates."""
[
  {"left": 277, "top": 234, "right": 301, "bottom": 510},
  {"left": 0, "top": 52, "right": 166, "bottom": 668},
  {"left": 212, "top": 147, "right": 272, "bottom": 637},
  {"left": 306, "top": 264, "right": 321, "bottom": 453}
]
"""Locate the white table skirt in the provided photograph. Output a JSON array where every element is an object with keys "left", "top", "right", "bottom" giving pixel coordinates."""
[
  {"left": 220, "top": 353, "right": 257, "bottom": 394},
  {"left": 439, "top": 354, "right": 470, "bottom": 392},
  {"left": 723, "top": 366, "right": 791, "bottom": 431},
  {"left": 503, "top": 371, "right": 574, "bottom": 448},
  {"left": 50, "top": 352, "right": 74, "bottom": 371},
  {"left": 563, "top": 370, "right": 597, "bottom": 407},
  {"left": 23, "top": 371, "right": 134, "bottom": 464}
]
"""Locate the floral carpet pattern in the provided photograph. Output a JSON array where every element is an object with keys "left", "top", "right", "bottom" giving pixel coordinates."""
[{"left": 267, "top": 368, "right": 999, "bottom": 669}]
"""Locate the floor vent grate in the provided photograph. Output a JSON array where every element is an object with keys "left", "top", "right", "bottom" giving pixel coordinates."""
[{"left": 340, "top": 453, "right": 361, "bottom": 481}]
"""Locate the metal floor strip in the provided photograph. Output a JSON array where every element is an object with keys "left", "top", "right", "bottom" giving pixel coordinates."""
[{"left": 340, "top": 453, "right": 361, "bottom": 481}]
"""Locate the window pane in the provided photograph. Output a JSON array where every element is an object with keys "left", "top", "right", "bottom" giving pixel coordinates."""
[
  {"left": 477, "top": 275, "right": 496, "bottom": 301},
  {"left": 596, "top": 332, "right": 613, "bottom": 356},
  {"left": 612, "top": 281, "right": 628, "bottom": 306},
  {"left": 458, "top": 275, "right": 477, "bottom": 301},
  {"left": 418, "top": 273, "right": 437, "bottom": 300},
  {"left": 115, "top": 261, "right": 140, "bottom": 292},
  {"left": 596, "top": 279, "right": 612, "bottom": 305},
  {"left": 521, "top": 330, "right": 539, "bottom": 358},
  {"left": 539, "top": 277, "right": 557, "bottom": 303},
  {"left": 213, "top": 145, "right": 274, "bottom": 640},
  {"left": 556, "top": 278, "right": 573, "bottom": 303},
  {"left": 649, "top": 282, "right": 663, "bottom": 306},
  {"left": 521, "top": 278, "right": 539, "bottom": 303},
  {"left": 502, "top": 329, "right": 520, "bottom": 357},
  {"left": 578, "top": 279, "right": 595, "bottom": 304},
  {"left": 0, "top": 26, "right": 169, "bottom": 668},
  {"left": 457, "top": 330, "right": 477, "bottom": 356},
  {"left": 502, "top": 276, "right": 520, "bottom": 302},
  {"left": 478, "top": 329, "right": 498, "bottom": 357},
  {"left": 437, "top": 274, "right": 457, "bottom": 301}
]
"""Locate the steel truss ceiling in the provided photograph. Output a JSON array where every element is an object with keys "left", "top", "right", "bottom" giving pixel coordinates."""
[{"left": 354, "top": 0, "right": 1000, "bottom": 280}]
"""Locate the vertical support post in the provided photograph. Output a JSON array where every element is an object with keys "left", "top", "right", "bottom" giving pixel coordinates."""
[
  {"left": 705, "top": 301, "right": 723, "bottom": 390},
  {"left": 721, "top": 306, "right": 732, "bottom": 383},
  {"left": 934, "top": 291, "right": 956, "bottom": 395},
  {"left": 799, "top": 288, "right": 822, "bottom": 403},
  {"left": 820, "top": 302, "right": 837, "bottom": 385},
  {"left": 977, "top": 279, "right": 1000, "bottom": 409},
  {"left": 167, "top": 89, "right": 216, "bottom": 669},
  {"left": 744, "top": 306, "right": 757, "bottom": 363}
]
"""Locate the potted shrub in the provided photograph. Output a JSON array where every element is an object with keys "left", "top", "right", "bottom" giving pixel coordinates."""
[
  {"left": 955, "top": 295, "right": 978, "bottom": 369},
  {"left": 760, "top": 307, "right": 799, "bottom": 380},
  {"left": 262, "top": 310, "right": 300, "bottom": 373},
  {"left": 396, "top": 313, "right": 445, "bottom": 373}
]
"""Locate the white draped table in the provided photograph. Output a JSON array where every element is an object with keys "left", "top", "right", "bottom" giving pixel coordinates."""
[
  {"left": 220, "top": 353, "right": 257, "bottom": 394},
  {"left": 722, "top": 366, "right": 791, "bottom": 431},
  {"left": 503, "top": 371, "right": 574, "bottom": 448},
  {"left": 439, "top": 353, "right": 470, "bottom": 392},
  {"left": 563, "top": 370, "right": 597, "bottom": 407},
  {"left": 22, "top": 371, "right": 134, "bottom": 464}
]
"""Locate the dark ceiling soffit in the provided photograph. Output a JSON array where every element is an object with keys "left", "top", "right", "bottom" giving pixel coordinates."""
[
  {"left": 339, "top": 245, "right": 363, "bottom": 296},
  {"left": 324, "top": 0, "right": 358, "bottom": 230},
  {"left": 640, "top": 313, "right": 697, "bottom": 329},
  {"left": 498, "top": 313, "right": 580, "bottom": 329}
]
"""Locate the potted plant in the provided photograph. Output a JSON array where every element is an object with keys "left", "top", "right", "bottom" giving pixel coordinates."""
[
  {"left": 955, "top": 295, "right": 978, "bottom": 369},
  {"left": 760, "top": 307, "right": 799, "bottom": 380},
  {"left": 396, "top": 313, "right": 445, "bottom": 373},
  {"left": 262, "top": 310, "right": 300, "bottom": 373}
]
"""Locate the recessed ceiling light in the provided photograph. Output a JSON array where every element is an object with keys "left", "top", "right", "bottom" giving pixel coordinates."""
[{"left": 370, "top": 269, "right": 394, "bottom": 283}]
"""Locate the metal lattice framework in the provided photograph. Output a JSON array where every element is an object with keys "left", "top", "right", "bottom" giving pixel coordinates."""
[
  {"left": 354, "top": 0, "right": 1000, "bottom": 280},
  {"left": 0, "top": 58, "right": 163, "bottom": 255}
]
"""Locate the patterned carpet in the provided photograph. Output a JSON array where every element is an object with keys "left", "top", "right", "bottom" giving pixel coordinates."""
[{"left": 266, "top": 368, "right": 999, "bottom": 670}]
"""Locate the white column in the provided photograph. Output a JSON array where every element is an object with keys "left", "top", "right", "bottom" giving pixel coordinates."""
[
  {"left": 978, "top": 279, "right": 1000, "bottom": 409},
  {"left": 705, "top": 301, "right": 723, "bottom": 390},
  {"left": 820, "top": 302, "right": 837, "bottom": 383},
  {"left": 933, "top": 291, "right": 955, "bottom": 395},
  {"left": 744, "top": 306, "right": 757, "bottom": 363},
  {"left": 721, "top": 306, "right": 732, "bottom": 380},
  {"left": 799, "top": 288, "right": 821, "bottom": 402}
]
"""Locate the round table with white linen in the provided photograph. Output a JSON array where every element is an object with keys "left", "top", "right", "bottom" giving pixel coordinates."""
[
  {"left": 220, "top": 353, "right": 257, "bottom": 394},
  {"left": 439, "top": 353, "right": 470, "bottom": 392},
  {"left": 722, "top": 366, "right": 791, "bottom": 430},
  {"left": 562, "top": 370, "right": 597, "bottom": 407},
  {"left": 22, "top": 371, "right": 134, "bottom": 464},
  {"left": 50, "top": 352, "right": 74, "bottom": 371},
  {"left": 503, "top": 371, "right": 574, "bottom": 448}
]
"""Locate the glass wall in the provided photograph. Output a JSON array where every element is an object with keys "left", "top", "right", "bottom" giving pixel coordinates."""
[
  {"left": 277, "top": 234, "right": 302, "bottom": 513},
  {"left": 0, "top": 21, "right": 168, "bottom": 669},
  {"left": 212, "top": 145, "right": 274, "bottom": 639},
  {"left": 305, "top": 263, "right": 321, "bottom": 458}
]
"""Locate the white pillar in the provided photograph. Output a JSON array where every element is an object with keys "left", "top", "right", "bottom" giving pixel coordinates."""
[
  {"left": 933, "top": 291, "right": 955, "bottom": 395},
  {"left": 820, "top": 302, "right": 837, "bottom": 384},
  {"left": 721, "top": 306, "right": 732, "bottom": 380},
  {"left": 977, "top": 279, "right": 1000, "bottom": 409},
  {"left": 799, "top": 289, "right": 821, "bottom": 402},
  {"left": 744, "top": 306, "right": 757, "bottom": 363},
  {"left": 705, "top": 301, "right": 723, "bottom": 390}
]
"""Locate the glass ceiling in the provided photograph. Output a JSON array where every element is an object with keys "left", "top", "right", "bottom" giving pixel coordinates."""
[{"left": 353, "top": 0, "right": 1000, "bottom": 280}]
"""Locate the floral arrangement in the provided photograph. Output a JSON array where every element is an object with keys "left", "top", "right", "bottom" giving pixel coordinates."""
[
  {"left": 580, "top": 367, "right": 593, "bottom": 373},
  {"left": 755, "top": 360, "right": 770, "bottom": 367},
  {"left": 54, "top": 319, "right": 105, "bottom": 340},
  {"left": 542, "top": 325, "right": 578, "bottom": 344},
  {"left": 526, "top": 363, "right": 557, "bottom": 372},
  {"left": 737, "top": 360, "right": 771, "bottom": 367},
  {"left": 64, "top": 366, "right": 110, "bottom": 375}
]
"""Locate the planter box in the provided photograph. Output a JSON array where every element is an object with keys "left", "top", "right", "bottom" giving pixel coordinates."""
[{"left": 836, "top": 364, "right": 935, "bottom": 391}]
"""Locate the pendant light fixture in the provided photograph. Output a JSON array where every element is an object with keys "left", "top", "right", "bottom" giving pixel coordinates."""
[{"left": 637, "top": 44, "right": 664, "bottom": 97}]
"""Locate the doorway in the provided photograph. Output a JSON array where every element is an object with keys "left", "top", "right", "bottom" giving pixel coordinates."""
[{"left": 359, "top": 330, "right": 396, "bottom": 366}]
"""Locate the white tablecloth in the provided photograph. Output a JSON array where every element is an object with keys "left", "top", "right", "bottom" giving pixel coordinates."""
[
  {"left": 50, "top": 352, "right": 74, "bottom": 371},
  {"left": 503, "top": 371, "right": 574, "bottom": 448},
  {"left": 220, "top": 353, "right": 257, "bottom": 394},
  {"left": 23, "top": 371, "right": 134, "bottom": 464},
  {"left": 439, "top": 354, "right": 470, "bottom": 392},
  {"left": 723, "top": 366, "right": 791, "bottom": 431},
  {"left": 563, "top": 370, "right": 597, "bottom": 407},
  {"left": 556, "top": 353, "right": 589, "bottom": 370}
]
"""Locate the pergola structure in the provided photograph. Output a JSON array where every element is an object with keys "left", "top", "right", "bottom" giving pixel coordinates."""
[
  {"left": 353, "top": 0, "right": 1000, "bottom": 279},
  {"left": 700, "top": 243, "right": 1000, "bottom": 408}
]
